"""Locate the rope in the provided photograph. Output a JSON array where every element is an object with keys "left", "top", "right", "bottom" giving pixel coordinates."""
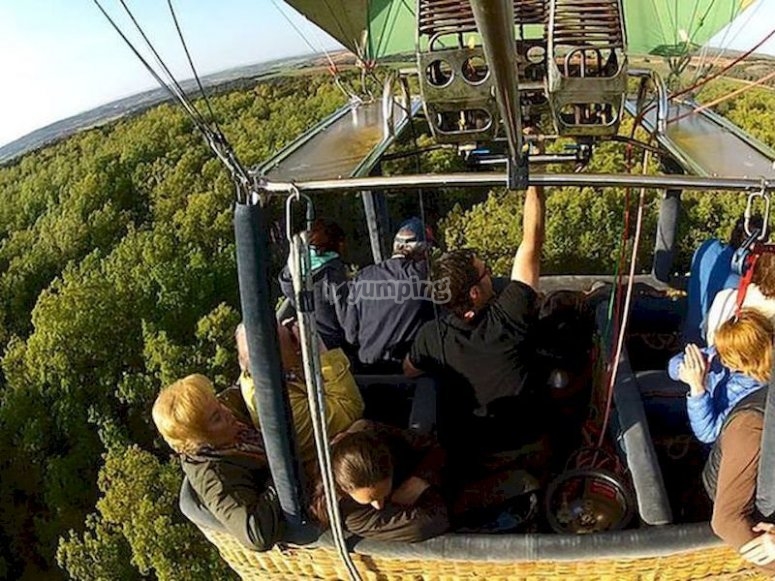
[
  {"left": 289, "top": 229, "right": 362, "bottom": 581},
  {"left": 597, "top": 149, "right": 652, "bottom": 448},
  {"left": 667, "top": 68, "right": 775, "bottom": 124}
]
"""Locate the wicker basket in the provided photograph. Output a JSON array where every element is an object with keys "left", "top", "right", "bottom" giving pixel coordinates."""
[{"left": 201, "top": 527, "right": 765, "bottom": 581}]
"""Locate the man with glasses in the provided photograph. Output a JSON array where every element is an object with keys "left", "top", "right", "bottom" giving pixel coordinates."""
[{"left": 403, "top": 179, "right": 546, "bottom": 456}]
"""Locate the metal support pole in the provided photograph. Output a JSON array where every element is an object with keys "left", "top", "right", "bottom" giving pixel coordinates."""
[
  {"left": 652, "top": 158, "right": 684, "bottom": 283},
  {"left": 361, "top": 190, "right": 384, "bottom": 264},
  {"left": 233, "top": 201, "right": 305, "bottom": 528},
  {"left": 470, "top": 0, "right": 527, "bottom": 189},
  {"left": 652, "top": 189, "right": 681, "bottom": 282},
  {"left": 259, "top": 172, "right": 775, "bottom": 194}
]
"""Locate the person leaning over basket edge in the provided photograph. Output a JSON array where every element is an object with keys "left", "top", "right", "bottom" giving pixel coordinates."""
[{"left": 152, "top": 374, "right": 282, "bottom": 550}]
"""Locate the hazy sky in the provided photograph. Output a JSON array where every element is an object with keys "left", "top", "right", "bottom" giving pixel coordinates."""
[
  {"left": 2, "top": 1, "right": 773, "bottom": 149},
  {"left": 0, "top": 0, "right": 342, "bottom": 147}
]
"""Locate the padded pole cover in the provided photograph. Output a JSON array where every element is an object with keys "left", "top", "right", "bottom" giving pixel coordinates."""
[
  {"left": 234, "top": 202, "right": 304, "bottom": 525},
  {"left": 652, "top": 189, "right": 681, "bottom": 283},
  {"left": 756, "top": 361, "right": 775, "bottom": 519}
]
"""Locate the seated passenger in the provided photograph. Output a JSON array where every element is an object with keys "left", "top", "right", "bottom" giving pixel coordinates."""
[
  {"left": 152, "top": 374, "right": 281, "bottom": 550},
  {"left": 705, "top": 253, "right": 775, "bottom": 346},
  {"left": 683, "top": 216, "right": 756, "bottom": 345},
  {"left": 670, "top": 309, "right": 770, "bottom": 444},
  {"left": 279, "top": 218, "right": 349, "bottom": 350},
  {"left": 309, "top": 420, "right": 540, "bottom": 541},
  {"left": 404, "top": 183, "right": 547, "bottom": 455},
  {"left": 236, "top": 322, "right": 364, "bottom": 463},
  {"left": 309, "top": 419, "right": 449, "bottom": 542},
  {"left": 704, "top": 384, "right": 775, "bottom": 575},
  {"left": 342, "top": 218, "right": 434, "bottom": 373}
]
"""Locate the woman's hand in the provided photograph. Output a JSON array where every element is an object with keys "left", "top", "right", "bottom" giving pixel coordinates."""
[
  {"left": 740, "top": 525, "right": 775, "bottom": 566},
  {"left": 678, "top": 343, "right": 708, "bottom": 397},
  {"left": 390, "top": 476, "right": 430, "bottom": 506}
]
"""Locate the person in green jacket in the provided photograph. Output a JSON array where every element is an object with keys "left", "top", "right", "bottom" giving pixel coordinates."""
[{"left": 152, "top": 373, "right": 282, "bottom": 550}]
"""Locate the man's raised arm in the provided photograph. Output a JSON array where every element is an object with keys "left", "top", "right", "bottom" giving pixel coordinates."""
[{"left": 510, "top": 182, "right": 545, "bottom": 290}]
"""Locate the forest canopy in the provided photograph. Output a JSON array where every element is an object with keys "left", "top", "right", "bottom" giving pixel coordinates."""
[{"left": 0, "top": 69, "right": 774, "bottom": 579}]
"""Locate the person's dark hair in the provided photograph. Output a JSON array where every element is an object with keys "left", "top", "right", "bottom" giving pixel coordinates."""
[
  {"left": 752, "top": 253, "right": 775, "bottom": 298},
  {"left": 309, "top": 428, "right": 393, "bottom": 525},
  {"left": 308, "top": 218, "right": 345, "bottom": 254},
  {"left": 730, "top": 214, "right": 764, "bottom": 249},
  {"left": 432, "top": 249, "right": 479, "bottom": 317}
]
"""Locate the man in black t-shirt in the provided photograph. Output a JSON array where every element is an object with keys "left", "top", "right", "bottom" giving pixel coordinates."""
[{"left": 403, "top": 182, "right": 547, "bottom": 453}]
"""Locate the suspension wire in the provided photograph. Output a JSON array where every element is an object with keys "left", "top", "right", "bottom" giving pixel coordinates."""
[
  {"left": 679, "top": 0, "right": 720, "bottom": 81},
  {"left": 166, "top": 0, "right": 223, "bottom": 137},
  {"left": 632, "top": 25, "right": 775, "bottom": 131},
  {"left": 116, "top": 0, "right": 209, "bottom": 129},
  {"left": 92, "top": 0, "right": 207, "bottom": 136},
  {"left": 94, "top": 0, "right": 253, "bottom": 199},
  {"left": 670, "top": 27, "right": 775, "bottom": 103},
  {"left": 269, "top": 0, "right": 334, "bottom": 69},
  {"left": 668, "top": 68, "right": 775, "bottom": 124},
  {"left": 321, "top": 0, "right": 354, "bottom": 57},
  {"left": 268, "top": 0, "right": 360, "bottom": 102},
  {"left": 691, "top": 0, "right": 742, "bottom": 85},
  {"left": 683, "top": 0, "right": 706, "bottom": 50},
  {"left": 704, "top": 0, "right": 762, "bottom": 77}
]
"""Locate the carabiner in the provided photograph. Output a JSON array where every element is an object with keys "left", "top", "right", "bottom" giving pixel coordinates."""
[
  {"left": 285, "top": 186, "right": 315, "bottom": 244},
  {"left": 744, "top": 179, "right": 771, "bottom": 241}
]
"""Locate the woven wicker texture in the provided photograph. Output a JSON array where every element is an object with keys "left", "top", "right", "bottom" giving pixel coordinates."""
[{"left": 202, "top": 528, "right": 766, "bottom": 581}]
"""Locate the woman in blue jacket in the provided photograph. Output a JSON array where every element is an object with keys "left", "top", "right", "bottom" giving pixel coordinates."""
[{"left": 669, "top": 308, "right": 771, "bottom": 444}]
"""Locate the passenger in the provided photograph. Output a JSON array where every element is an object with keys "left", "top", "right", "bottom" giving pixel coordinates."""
[
  {"left": 705, "top": 252, "right": 775, "bottom": 346},
  {"left": 342, "top": 217, "right": 435, "bottom": 373},
  {"left": 279, "top": 218, "right": 349, "bottom": 350},
  {"left": 308, "top": 420, "right": 541, "bottom": 541},
  {"left": 669, "top": 309, "right": 770, "bottom": 443},
  {"left": 683, "top": 216, "right": 757, "bottom": 345},
  {"left": 152, "top": 374, "right": 282, "bottom": 550},
  {"left": 309, "top": 419, "right": 449, "bottom": 542},
  {"left": 704, "top": 385, "right": 775, "bottom": 575},
  {"left": 236, "top": 322, "right": 364, "bottom": 463},
  {"left": 403, "top": 181, "right": 547, "bottom": 454}
]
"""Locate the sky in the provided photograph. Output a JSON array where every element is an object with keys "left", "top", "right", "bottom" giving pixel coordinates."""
[
  {"left": 2, "top": 1, "right": 774, "bottom": 149},
  {"left": 0, "top": 0, "right": 342, "bottom": 148},
  {"left": 707, "top": 0, "right": 775, "bottom": 57}
]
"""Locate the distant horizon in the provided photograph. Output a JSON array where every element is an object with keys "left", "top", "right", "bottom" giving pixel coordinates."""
[
  {"left": 0, "top": 1, "right": 345, "bottom": 149},
  {"left": 1, "top": 51, "right": 328, "bottom": 150},
  {"left": 0, "top": 52, "right": 348, "bottom": 165}
]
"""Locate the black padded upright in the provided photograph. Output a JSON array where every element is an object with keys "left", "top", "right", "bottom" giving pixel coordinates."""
[{"left": 234, "top": 201, "right": 305, "bottom": 527}]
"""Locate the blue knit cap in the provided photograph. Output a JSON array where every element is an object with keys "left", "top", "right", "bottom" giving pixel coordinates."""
[{"left": 394, "top": 217, "right": 426, "bottom": 245}]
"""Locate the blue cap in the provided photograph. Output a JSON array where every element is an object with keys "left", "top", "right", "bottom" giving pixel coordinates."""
[{"left": 394, "top": 217, "right": 426, "bottom": 244}]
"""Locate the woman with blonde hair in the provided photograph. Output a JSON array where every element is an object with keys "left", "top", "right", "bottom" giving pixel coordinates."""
[
  {"left": 669, "top": 308, "right": 772, "bottom": 443},
  {"left": 152, "top": 374, "right": 281, "bottom": 550}
]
